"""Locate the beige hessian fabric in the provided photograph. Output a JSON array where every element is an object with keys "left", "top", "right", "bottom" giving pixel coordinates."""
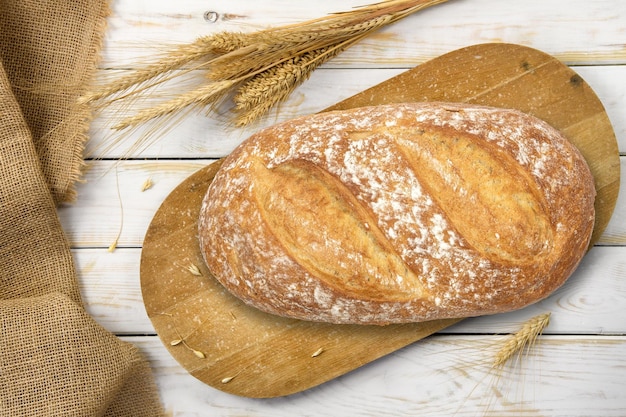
[
  {"left": 0, "top": 0, "right": 101, "bottom": 204},
  {"left": 0, "top": 1, "right": 164, "bottom": 415}
]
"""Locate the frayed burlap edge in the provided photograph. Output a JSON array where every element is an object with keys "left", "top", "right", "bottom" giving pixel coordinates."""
[{"left": 62, "top": 0, "right": 112, "bottom": 204}]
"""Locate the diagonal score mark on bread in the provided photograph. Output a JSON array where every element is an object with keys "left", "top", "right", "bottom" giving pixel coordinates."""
[
  {"left": 390, "top": 123, "right": 554, "bottom": 265},
  {"left": 251, "top": 157, "right": 428, "bottom": 302}
]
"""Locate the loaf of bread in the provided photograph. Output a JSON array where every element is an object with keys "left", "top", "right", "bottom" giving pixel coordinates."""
[{"left": 198, "top": 102, "right": 595, "bottom": 325}]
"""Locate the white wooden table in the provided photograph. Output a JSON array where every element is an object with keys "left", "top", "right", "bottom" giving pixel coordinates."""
[{"left": 59, "top": 1, "right": 626, "bottom": 415}]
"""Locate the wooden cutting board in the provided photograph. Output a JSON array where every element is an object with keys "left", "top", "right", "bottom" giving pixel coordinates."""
[{"left": 140, "top": 43, "right": 620, "bottom": 398}]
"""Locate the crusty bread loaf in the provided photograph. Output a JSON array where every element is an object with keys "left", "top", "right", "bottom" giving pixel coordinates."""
[{"left": 198, "top": 102, "right": 595, "bottom": 325}]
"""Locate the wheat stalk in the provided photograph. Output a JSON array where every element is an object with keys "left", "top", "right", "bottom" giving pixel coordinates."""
[
  {"left": 492, "top": 312, "right": 551, "bottom": 368},
  {"left": 113, "top": 79, "right": 237, "bottom": 131},
  {"left": 82, "top": 36, "right": 220, "bottom": 104},
  {"left": 84, "top": 0, "right": 451, "bottom": 154}
]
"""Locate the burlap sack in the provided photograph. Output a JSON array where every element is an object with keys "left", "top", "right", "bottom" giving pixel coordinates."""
[
  {"left": 0, "top": 0, "right": 105, "bottom": 204},
  {"left": 0, "top": 295, "right": 163, "bottom": 416},
  {"left": 0, "top": 1, "right": 164, "bottom": 415}
]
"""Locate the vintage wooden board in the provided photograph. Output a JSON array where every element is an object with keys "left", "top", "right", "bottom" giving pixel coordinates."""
[{"left": 140, "top": 43, "right": 620, "bottom": 398}]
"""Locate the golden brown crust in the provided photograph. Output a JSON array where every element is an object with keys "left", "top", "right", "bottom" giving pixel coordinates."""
[{"left": 198, "top": 102, "right": 595, "bottom": 325}]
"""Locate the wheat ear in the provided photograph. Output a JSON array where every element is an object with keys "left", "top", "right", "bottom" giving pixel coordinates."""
[
  {"left": 207, "top": 13, "right": 400, "bottom": 83},
  {"left": 81, "top": 37, "right": 218, "bottom": 104},
  {"left": 233, "top": 41, "right": 352, "bottom": 126},
  {"left": 493, "top": 312, "right": 551, "bottom": 368},
  {"left": 81, "top": 32, "right": 259, "bottom": 105}
]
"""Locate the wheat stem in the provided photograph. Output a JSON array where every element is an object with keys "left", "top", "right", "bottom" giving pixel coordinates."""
[
  {"left": 113, "top": 79, "right": 237, "bottom": 131},
  {"left": 81, "top": 36, "right": 218, "bottom": 104},
  {"left": 208, "top": 13, "right": 398, "bottom": 82}
]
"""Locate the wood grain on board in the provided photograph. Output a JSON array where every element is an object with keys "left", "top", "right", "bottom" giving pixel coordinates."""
[{"left": 140, "top": 43, "right": 620, "bottom": 398}]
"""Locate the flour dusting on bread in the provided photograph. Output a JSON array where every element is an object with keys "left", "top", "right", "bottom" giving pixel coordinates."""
[{"left": 198, "top": 102, "right": 595, "bottom": 325}]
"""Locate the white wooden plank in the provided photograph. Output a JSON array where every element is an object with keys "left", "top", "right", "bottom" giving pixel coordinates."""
[
  {"left": 76, "top": 246, "right": 626, "bottom": 336},
  {"left": 74, "top": 1, "right": 626, "bottom": 414},
  {"left": 74, "top": 248, "right": 153, "bottom": 334},
  {"left": 444, "top": 245, "right": 626, "bottom": 335},
  {"left": 86, "top": 65, "right": 626, "bottom": 159},
  {"left": 60, "top": 160, "right": 212, "bottom": 248},
  {"left": 102, "top": 0, "right": 626, "bottom": 68},
  {"left": 59, "top": 2, "right": 626, "bottom": 416},
  {"left": 122, "top": 334, "right": 626, "bottom": 416}
]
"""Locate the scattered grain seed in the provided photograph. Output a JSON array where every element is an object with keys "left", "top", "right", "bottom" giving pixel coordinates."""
[
  {"left": 221, "top": 375, "right": 236, "bottom": 384},
  {"left": 193, "top": 349, "right": 206, "bottom": 359},
  {"left": 170, "top": 339, "right": 183, "bottom": 346},
  {"left": 187, "top": 263, "right": 202, "bottom": 276},
  {"left": 311, "top": 347, "right": 324, "bottom": 358},
  {"left": 141, "top": 177, "right": 153, "bottom": 191},
  {"left": 107, "top": 238, "right": 118, "bottom": 253}
]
